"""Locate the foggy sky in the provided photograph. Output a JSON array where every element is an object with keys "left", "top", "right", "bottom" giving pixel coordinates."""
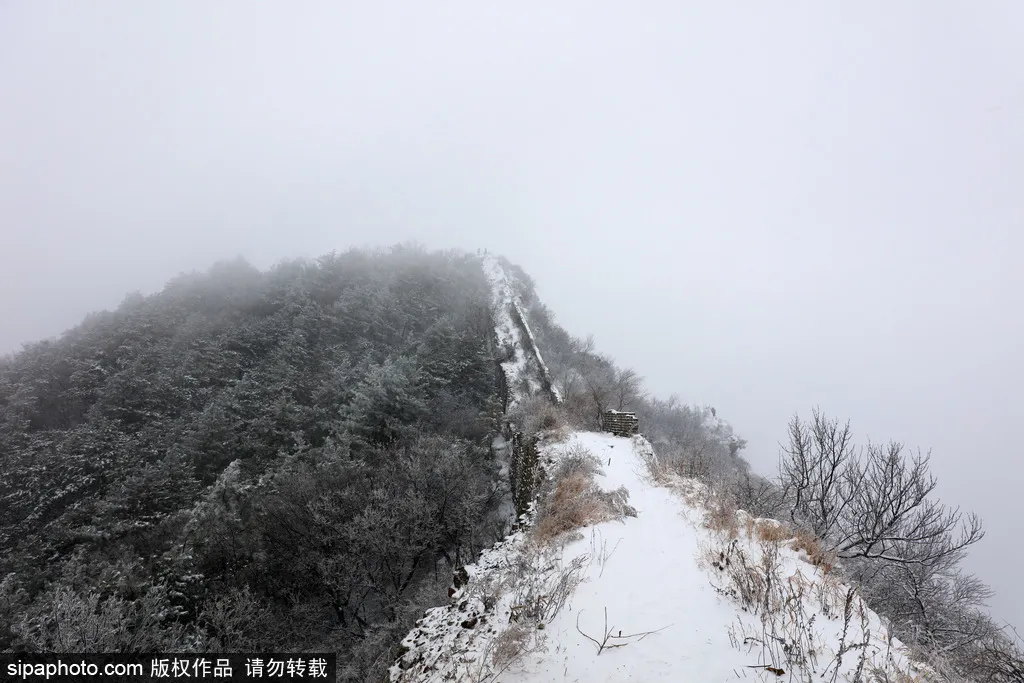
[{"left": 2, "top": 2, "right": 1022, "bottom": 626}]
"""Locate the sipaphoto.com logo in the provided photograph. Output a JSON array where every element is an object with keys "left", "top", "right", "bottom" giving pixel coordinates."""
[
  {"left": 0, "top": 653, "right": 337, "bottom": 682},
  {"left": 6, "top": 658, "right": 142, "bottom": 680}
]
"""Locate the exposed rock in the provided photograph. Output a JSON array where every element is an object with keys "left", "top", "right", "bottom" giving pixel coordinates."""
[{"left": 453, "top": 566, "right": 469, "bottom": 588}]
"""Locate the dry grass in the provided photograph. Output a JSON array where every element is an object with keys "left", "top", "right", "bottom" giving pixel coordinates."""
[
  {"left": 534, "top": 473, "right": 607, "bottom": 542},
  {"left": 532, "top": 443, "right": 637, "bottom": 545},
  {"left": 790, "top": 528, "right": 835, "bottom": 572},
  {"left": 489, "top": 623, "right": 537, "bottom": 671},
  {"left": 703, "top": 496, "right": 740, "bottom": 539},
  {"left": 754, "top": 518, "right": 791, "bottom": 544},
  {"left": 534, "top": 474, "right": 637, "bottom": 544}
]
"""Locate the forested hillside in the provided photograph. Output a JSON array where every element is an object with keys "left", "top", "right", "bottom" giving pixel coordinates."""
[{"left": 0, "top": 246, "right": 508, "bottom": 677}]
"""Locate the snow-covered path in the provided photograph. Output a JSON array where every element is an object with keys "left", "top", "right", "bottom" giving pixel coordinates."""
[
  {"left": 392, "top": 431, "right": 926, "bottom": 683},
  {"left": 505, "top": 432, "right": 740, "bottom": 682}
]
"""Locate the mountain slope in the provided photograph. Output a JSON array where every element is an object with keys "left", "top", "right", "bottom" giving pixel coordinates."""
[{"left": 0, "top": 246, "right": 508, "bottom": 669}]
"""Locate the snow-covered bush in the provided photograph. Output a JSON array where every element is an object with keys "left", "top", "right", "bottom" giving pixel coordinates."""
[
  {"left": 533, "top": 444, "right": 636, "bottom": 544},
  {"left": 700, "top": 527, "right": 934, "bottom": 682},
  {"left": 508, "top": 394, "right": 566, "bottom": 439}
]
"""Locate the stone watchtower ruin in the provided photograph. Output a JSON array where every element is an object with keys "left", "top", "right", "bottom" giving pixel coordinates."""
[{"left": 601, "top": 410, "right": 639, "bottom": 437}]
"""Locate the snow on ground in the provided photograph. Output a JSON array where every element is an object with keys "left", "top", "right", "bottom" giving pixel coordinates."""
[
  {"left": 509, "top": 299, "right": 561, "bottom": 404},
  {"left": 499, "top": 432, "right": 743, "bottom": 682},
  {"left": 482, "top": 254, "right": 538, "bottom": 408},
  {"left": 392, "top": 432, "right": 930, "bottom": 682},
  {"left": 481, "top": 255, "right": 555, "bottom": 407}
]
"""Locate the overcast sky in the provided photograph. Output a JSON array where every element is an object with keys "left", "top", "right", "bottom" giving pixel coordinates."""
[{"left": 2, "top": 1, "right": 1022, "bottom": 626}]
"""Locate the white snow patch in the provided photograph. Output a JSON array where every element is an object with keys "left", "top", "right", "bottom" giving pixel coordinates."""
[{"left": 482, "top": 255, "right": 541, "bottom": 409}]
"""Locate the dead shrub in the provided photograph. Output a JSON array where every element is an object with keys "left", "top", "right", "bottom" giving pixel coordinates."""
[
  {"left": 544, "top": 425, "right": 572, "bottom": 444},
  {"left": 512, "top": 396, "right": 566, "bottom": 438},
  {"left": 790, "top": 528, "right": 834, "bottom": 571},
  {"left": 754, "top": 519, "right": 791, "bottom": 544},
  {"left": 636, "top": 443, "right": 670, "bottom": 488},
  {"left": 489, "top": 623, "right": 536, "bottom": 671},
  {"left": 702, "top": 538, "right": 770, "bottom": 613},
  {"left": 508, "top": 549, "right": 589, "bottom": 626},
  {"left": 534, "top": 474, "right": 605, "bottom": 542},
  {"left": 636, "top": 438, "right": 717, "bottom": 511},
  {"left": 599, "top": 487, "right": 638, "bottom": 520},
  {"left": 731, "top": 471, "right": 787, "bottom": 519},
  {"left": 703, "top": 496, "right": 740, "bottom": 539},
  {"left": 550, "top": 443, "right": 602, "bottom": 482},
  {"left": 532, "top": 444, "right": 637, "bottom": 545},
  {"left": 469, "top": 574, "right": 505, "bottom": 614}
]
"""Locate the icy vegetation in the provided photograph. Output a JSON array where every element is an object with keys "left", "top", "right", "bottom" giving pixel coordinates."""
[{"left": 0, "top": 247, "right": 509, "bottom": 673}]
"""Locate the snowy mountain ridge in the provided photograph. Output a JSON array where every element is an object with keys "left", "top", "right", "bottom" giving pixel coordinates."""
[
  {"left": 481, "top": 254, "right": 559, "bottom": 409},
  {"left": 389, "top": 431, "right": 933, "bottom": 682},
  {"left": 387, "top": 258, "right": 934, "bottom": 682}
]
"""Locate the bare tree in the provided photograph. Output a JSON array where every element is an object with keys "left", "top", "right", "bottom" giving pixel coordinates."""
[
  {"left": 778, "top": 411, "right": 983, "bottom": 569},
  {"left": 778, "top": 409, "right": 858, "bottom": 539},
  {"left": 611, "top": 368, "right": 646, "bottom": 411},
  {"left": 732, "top": 471, "right": 786, "bottom": 518},
  {"left": 777, "top": 409, "right": 994, "bottom": 677},
  {"left": 866, "top": 558, "right": 995, "bottom": 658},
  {"left": 834, "top": 442, "right": 983, "bottom": 568},
  {"left": 972, "top": 632, "right": 1024, "bottom": 682},
  {"left": 575, "top": 350, "right": 617, "bottom": 427}
]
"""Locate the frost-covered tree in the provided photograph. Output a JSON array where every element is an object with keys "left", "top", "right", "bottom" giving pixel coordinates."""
[
  {"left": 777, "top": 410, "right": 983, "bottom": 568},
  {"left": 0, "top": 246, "right": 504, "bottom": 670},
  {"left": 777, "top": 409, "right": 995, "bottom": 677}
]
